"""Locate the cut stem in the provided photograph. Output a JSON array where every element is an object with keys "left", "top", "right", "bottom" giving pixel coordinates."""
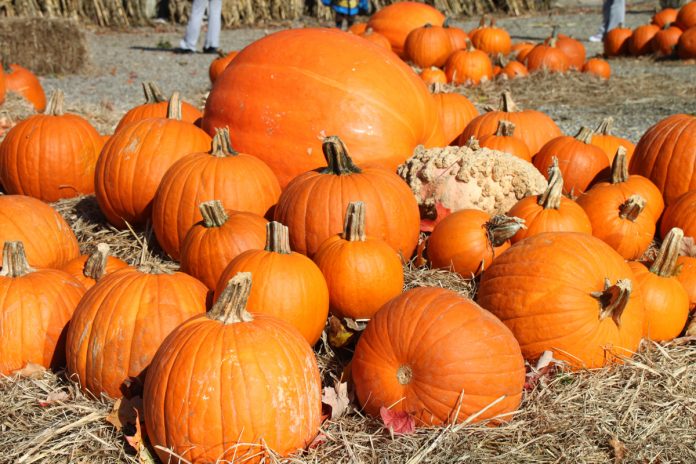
[
  {"left": 610, "top": 147, "right": 629, "bottom": 184},
  {"left": 650, "top": 228, "right": 683, "bottom": 277},
  {"left": 46, "top": 90, "right": 65, "bottom": 116},
  {"left": 619, "top": 195, "right": 646, "bottom": 221},
  {"left": 83, "top": 243, "right": 111, "bottom": 281},
  {"left": 592, "top": 278, "right": 632, "bottom": 327},
  {"left": 495, "top": 120, "right": 516, "bottom": 137},
  {"left": 574, "top": 126, "right": 594, "bottom": 144},
  {"left": 0, "top": 242, "right": 35, "bottom": 277},
  {"left": 142, "top": 81, "right": 166, "bottom": 104},
  {"left": 486, "top": 215, "right": 527, "bottom": 247},
  {"left": 199, "top": 200, "right": 229, "bottom": 228},
  {"left": 167, "top": 92, "right": 182, "bottom": 120},
  {"left": 210, "top": 127, "right": 238, "bottom": 157},
  {"left": 321, "top": 136, "right": 362, "bottom": 175},
  {"left": 342, "top": 202, "right": 367, "bottom": 242},
  {"left": 265, "top": 221, "right": 292, "bottom": 254},
  {"left": 500, "top": 91, "right": 520, "bottom": 112},
  {"left": 594, "top": 116, "right": 614, "bottom": 135},
  {"left": 208, "top": 272, "right": 254, "bottom": 324},
  {"left": 537, "top": 157, "right": 564, "bottom": 209}
]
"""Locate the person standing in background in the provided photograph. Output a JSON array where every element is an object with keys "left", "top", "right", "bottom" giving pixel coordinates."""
[
  {"left": 175, "top": 0, "right": 222, "bottom": 53},
  {"left": 589, "top": 0, "right": 625, "bottom": 42},
  {"left": 322, "top": 0, "right": 369, "bottom": 30}
]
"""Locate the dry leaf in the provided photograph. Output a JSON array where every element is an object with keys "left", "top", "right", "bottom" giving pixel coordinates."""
[
  {"left": 106, "top": 396, "right": 143, "bottom": 429},
  {"left": 328, "top": 316, "right": 354, "bottom": 348},
  {"left": 321, "top": 382, "right": 350, "bottom": 419},
  {"left": 124, "top": 409, "right": 156, "bottom": 464},
  {"left": 38, "top": 390, "right": 70, "bottom": 407},
  {"left": 344, "top": 318, "right": 368, "bottom": 331},
  {"left": 524, "top": 351, "right": 561, "bottom": 391},
  {"left": 413, "top": 236, "right": 428, "bottom": 268},
  {"left": 307, "top": 432, "right": 328, "bottom": 450},
  {"left": 12, "top": 363, "right": 46, "bottom": 379},
  {"left": 380, "top": 406, "right": 416, "bottom": 435},
  {"left": 609, "top": 437, "right": 627, "bottom": 463}
]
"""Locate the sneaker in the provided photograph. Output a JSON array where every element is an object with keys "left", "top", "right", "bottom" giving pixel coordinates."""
[
  {"left": 173, "top": 47, "right": 195, "bottom": 54},
  {"left": 589, "top": 34, "right": 603, "bottom": 43},
  {"left": 202, "top": 47, "right": 221, "bottom": 54}
]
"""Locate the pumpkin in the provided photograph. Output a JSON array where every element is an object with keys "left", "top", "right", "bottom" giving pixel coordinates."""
[
  {"left": 404, "top": 24, "right": 453, "bottom": 68},
  {"left": 660, "top": 190, "right": 696, "bottom": 239},
  {"left": 676, "top": 2, "right": 696, "bottom": 30},
  {"left": 366, "top": 2, "right": 445, "bottom": 57},
  {"left": 3, "top": 63, "right": 46, "bottom": 111},
  {"left": 628, "top": 113, "right": 696, "bottom": 205},
  {"left": 66, "top": 266, "right": 208, "bottom": 398},
  {"left": 0, "top": 90, "right": 102, "bottom": 201},
  {"left": 352, "top": 286, "right": 525, "bottom": 425},
  {"left": 274, "top": 136, "right": 420, "bottom": 258},
  {"left": 628, "top": 24, "right": 660, "bottom": 55},
  {"left": 677, "top": 26, "right": 696, "bottom": 59},
  {"left": 114, "top": 82, "right": 202, "bottom": 133},
  {"left": 208, "top": 50, "right": 238, "bottom": 84},
  {"left": 676, "top": 243, "right": 696, "bottom": 310},
  {"left": 458, "top": 92, "right": 562, "bottom": 154},
  {"left": 652, "top": 8, "right": 679, "bottom": 28},
  {"left": 604, "top": 24, "right": 633, "bottom": 56},
  {"left": 143, "top": 273, "right": 322, "bottom": 464},
  {"left": 313, "top": 202, "right": 404, "bottom": 321},
  {"left": 0, "top": 195, "right": 79, "bottom": 268},
  {"left": 360, "top": 28, "right": 392, "bottom": 50},
  {"left": 478, "top": 120, "right": 532, "bottom": 162},
  {"left": 511, "top": 42, "right": 535, "bottom": 62},
  {"left": 95, "top": 93, "right": 212, "bottom": 229},
  {"left": 428, "top": 209, "right": 525, "bottom": 277},
  {"left": 629, "top": 228, "right": 689, "bottom": 341},
  {"left": 533, "top": 127, "right": 610, "bottom": 196},
  {"left": 544, "top": 27, "right": 586, "bottom": 70},
  {"left": 214, "top": 222, "right": 329, "bottom": 345},
  {"left": 477, "top": 232, "right": 645, "bottom": 369},
  {"left": 590, "top": 117, "right": 635, "bottom": 164},
  {"left": 151, "top": 127, "right": 279, "bottom": 260},
  {"left": 652, "top": 25, "right": 683, "bottom": 56},
  {"left": 471, "top": 18, "right": 512, "bottom": 55},
  {"left": 507, "top": 158, "right": 592, "bottom": 243},
  {"left": 349, "top": 22, "right": 367, "bottom": 34},
  {"left": 420, "top": 67, "right": 447, "bottom": 85},
  {"left": 180, "top": 200, "right": 267, "bottom": 291},
  {"left": 61, "top": 243, "right": 129, "bottom": 290},
  {"left": 501, "top": 60, "right": 529, "bottom": 79},
  {"left": 432, "top": 89, "right": 479, "bottom": 145},
  {"left": 525, "top": 39, "right": 570, "bottom": 73},
  {"left": 201, "top": 28, "right": 444, "bottom": 188},
  {"left": 582, "top": 58, "right": 611, "bottom": 79},
  {"left": 0, "top": 241, "right": 86, "bottom": 375},
  {"left": 444, "top": 20, "right": 469, "bottom": 50},
  {"left": 444, "top": 40, "right": 493, "bottom": 85}
]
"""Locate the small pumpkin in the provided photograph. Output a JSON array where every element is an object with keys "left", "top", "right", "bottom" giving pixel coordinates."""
[
  {"left": 511, "top": 42, "right": 535, "bottom": 63},
  {"left": 432, "top": 87, "right": 479, "bottom": 145},
  {"left": 652, "top": 24, "right": 683, "bottom": 56},
  {"left": 675, "top": 2, "right": 696, "bottom": 30},
  {"left": 470, "top": 18, "right": 512, "bottom": 55},
  {"left": 582, "top": 58, "right": 611, "bottom": 79},
  {"left": 61, "top": 243, "right": 129, "bottom": 290},
  {"left": 544, "top": 27, "right": 586, "bottom": 70},
  {"left": 366, "top": 2, "right": 445, "bottom": 57},
  {"left": 360, "top": 28, "right": 392, "bottom": 50},
  {"left": 3, "top": 63, "right": 46, "bottom": 112},
  {"left": 348, "top": 22, "right": 368, "bottom": 34},
  {"left": 404, "top": 24, "right": 453, "bottom": 68},
  {"left": 652, "top": 8, "right": 679, "bottom": 28},
  {"left": 677, "top": 26, "right": 696, "bottom": 59},
  {"left": 209, "top": 50, "right": 239, "bottom": 84},
  {"left": 114, "top": 82, "right": 202, "bottom": 132},
  {"left": 420, "top": 67, "right": 447, "bottom": 85},
  {"left": 660, "top": 189, "right": 696, "bottom": 240},
  {"left": 604, "top": 24, "right": 633, "bottom": 56},
  {"left": 628, "top": 24, "right": 660, "bottom": 55},
  {"left": 443, "top": 20, "right": 469, "bottom": 50},
  {"left": 500, "top": 59, "right": 529, "bottom": 79},
  {"left": 478, "top": 120, "right": 532, "bottom": 162},
  {"left": 525, "top": 38, "right": 570, "bottom": 73},
  {"left": 590, "top": 117, "right": 635, "bottom": 164},
  {"left": 444, "top": 40, "right": 493, "bottom": 85},
  {"left": 676, "top": 238, "right": 696, "bottom": 310}
]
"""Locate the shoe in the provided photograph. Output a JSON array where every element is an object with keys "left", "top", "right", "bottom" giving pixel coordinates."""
[
  {"left": 173, "top": 47, "right": 195, "bottom": 54},
  {"left": 589, "top": 34, "right": 603, "bottom": 43},
  {"left": 202, "top": 47, "right": 221, "bottom": 54}
]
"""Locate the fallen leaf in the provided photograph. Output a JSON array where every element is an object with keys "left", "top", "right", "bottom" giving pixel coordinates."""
[
  {"left": 12, "top": 363, "right": 46, "bottom": 379},
  {"left": 380, "top": 406, "right": 415, "bottom": 435},
  {"left": 321, "top": 382, "right": 350, "bottom": 419},
  {"left": 38, "top": 390, "right": 70, "bottom": 407},
  {"left": 106, "top": 396, "right": 143, "bottom": 429},
  {"left": 609, "top": 437, "right": 627, "bottom": 463},
  {"left": 124, "top": 409, "right": 156, "bottom": 464},
  {"left": 328, "top": 316, "right": 354, "bottom": 348},
  {"left": 524, "top": 351, "right": 562, "bottom": 391},
  {"left": 344, "top": 318, "right": 368, "bottom": 331},
  {"left": 307, "top": 432, "right": 328, "bottom": 449}
]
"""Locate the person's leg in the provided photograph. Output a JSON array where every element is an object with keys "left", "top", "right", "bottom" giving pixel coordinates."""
[
  {"left": 335, "top": 12, "right": 345, "bottom": 29},
  {"left": 606, "top": 0, "right": 625, "bottom": 33},
  {"left": 204, "top": 0, "right": 222, "bottom": 50},
  {"left": 346, "top": 14, "right": 355, "bottom": 27},
  {"left": 180, "top": 0, "right": 207, "bottom": 51}
]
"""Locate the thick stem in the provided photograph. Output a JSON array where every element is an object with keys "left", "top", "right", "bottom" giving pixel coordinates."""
[
  {"left": 83, "top": 243, "right": 111, "bottom": 280},
  {"left": 216, "top": 49, "right": 227, "bottom": 58},
  {"left": 594, "top": 116, "right": 613, "bottom": 135},
  {"left": 397, "top": 365, "right": 413, "bottom": 385},
  {"left": 574, "top": 127, "right": 594, "bottom": 144},
  {"left": 46, "top": 90, "right": 65, "bottom": 116},
  {"left": 142, "top": 82, "right": 166, "bottom": 104},
  {"left": 548, "top": 37, "right": 558, "bottom": 48},
  {"left": 537, "top": 157, "right": 564, "bottom": 209},
  {"left": 495, "top": 120, "right": 516, "bottom": 137},
  {"left": 265, "top": 221, "right": 291, "bottom": 254},
  {"left": 209, "top": 127, "right": 238, "bottom": 157},
  {"left": 0, "top": 242, "right": 35, "bottom": 277},
  {"left": 592, "top": 278, "right": 632, "bottom": 327},
  {"left": 478, "top": 15, "right": 486, "bottom": 27},
  {"left": 550, "top": 25, "right": 559, "bottom": 39},
  {"left": 465, "top": 38, "right": 475, "bottom": 52},
  {"left": 321, "top": 136, "right": 362, "bottom": 175},
  {"left": 500, "top": 91, "right": 520, "bottom": 112},
  {"left": 650, "top": 228, "right": 683, "bottom": 277},
  {"left": 423, "top": 23, "right": 433, "bottom": 29},
  {"left": 199, "top": 200, "right": 229, "bottom": 228},
  {"left": 486, "top": 215, "right": 527, "bottom": 247},
  {"left": 208, "top": 272, "right": 254, "bottom": 324},
  {"left": 490, "top": 17, "right": 497, "bottom": 27},
  {"left": 342, "top": 201, "right": 366, "bottom": 242},
  {"left": 618, "top": 195, "right": 646, "bottom": 221},
  {"left": 610, "top": 147, "right": 629, "bottom": 184},
  {"left": 167, "top": 92, "right": 182, "bottom": 120}
]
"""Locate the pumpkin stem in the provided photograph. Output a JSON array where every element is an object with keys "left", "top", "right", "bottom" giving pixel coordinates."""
[
  {"left": 423, "top": 23, "right": 433, "bottom": 29},
  {"left": 464, "top": 136, "right": 481, "bottom": 150},
  {"left": 142, "top": 81, "right": 166, "bottom": 104},
  {"left": 650, "top": 228, "right": 683, "bottom": 277},
  {"left": 265, "top": 221, "right": 292, "bottom": 254},
  {"left": 464, "top": 38, "right": 475, "bottom": 52},
  {"left": 500, "top": 91, "right": 520, "bottom": 112},
  {"left": 342, "top": 201, "right": 366, "bottom": 242},
  {"left": 199, "top": 200, "right": 229, "bottom": 228},
  {"left": 478, "top": 15, "right": 486, "bottom": 27},
  {"left": 167, "top": 92, "right": 182, "bottom": 120},
  {"left": 619, "top": 195, "right": 646, "bottom": 221},
  {"left": 548, "top": 37, "right": 558, "bottom": 48},
  {"left": 429, "top": 81, "right": 445, "bottom": 94},
  {"left": 0, "top": 241, "right": 35, "bottom": 277},
  {"left": 495, "top": 120, "right": 516, "bottom": 137},
  {"left": 574, "top": 126, "right": 594, "bottom": 144},
  {"left": 208, "top": 272, "right": 254, "bottom": 324},
  {"left": 83, "top": 243, "right": 111, "bottom": 281},
  {"left": 610, "top": 146, "right": 629, "bottom": 184},
  {"left": 490, "top": 17, "right": 497, "bottom": 27},
  {"left": 210, "top": 127, "right": 238, "bottom": 157},
  {"left": 321, "top": 136, "right": 362, "bottom": 175},
  {"left": 592, "top": 278, "right": 632, "bottom": 327},
  {"left": 538, "top": 157, "right": 564, "bottom": 209},
  {"left": 396, "top": 365, "right": 413, "bottom": 385},
  {"left": 216, "top": 49, "right": 227, "bottom": 58},
  {"left": 486, "top": 215, "right": 526, "bottom": 247},
  {"left": 594, "top": 116, "right": 614, "bottom": 135},
  {"left": 46, "top": 90, "right": 65, "bottom": 116}
]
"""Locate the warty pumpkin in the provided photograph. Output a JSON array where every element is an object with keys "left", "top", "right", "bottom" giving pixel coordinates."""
[
  {"left": 404, "top": 24, "right": 453, "bottom": 68},
  {"left": 114, "top": 82, "right": 202, "bottom": 132},
  {"left": 143, "top": 273, "right": 322, "bottom": 464},
  {"left": 208, "top": 50, "right": 239, "bottom": 84},
  {"left": 444, "top": 40, "right": 493, "bottom": 85},
  {"left": 660, "top": 189, "right": 696, "bottom": 240},
  {"left": 432, "top": 87, "right": 479, "bottom": 145},
  {"left": 478, "top": 120, "right": 532, "bottom": 162},
  {"left": 3, "top": 63, "right": 46, "bottom": 112},
  {"left": 61, "top": 243, "right": 129, "bottom": 290},
  {"left": 604, "top": 24, "right": 633, "bottom": 56},
  {"left": 590, "top": 117, "right": 634, "bottom": 164},
  {"left": 582, "top": 58, "right": 611, "bottom": 79},
  {"left": 628, "top": 24, "right": 660, "bottom": 55},
  {"left": 366, "top": 2, "right": 445, "bottom": 57}
]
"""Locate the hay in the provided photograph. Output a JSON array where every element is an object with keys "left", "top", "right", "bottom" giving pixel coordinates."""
[{"left": 0, "top": 18, "right": 89, "bottom": 75}]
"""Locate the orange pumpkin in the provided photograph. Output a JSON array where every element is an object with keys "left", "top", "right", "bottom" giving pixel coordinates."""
[
  {"left": 582, "top": 58, "right": 611, "bottom": 79},
  {"left": 470, "top": 18, "right": 512, "bottom": 55},
  {"left": 352, "top": 286, "right": 525, "bottom": 425},
  {"left": 274, "top": 136, "right": 420, "bottom": 259},
  {"left": 652, "top": 8, "right": 679, "bottom": 28},
  {"left": 61, "top": 244, "right": 129, "bottom": 290},
  {"left": 676, "top": 254, "right": 696, "bottom": 310},
  {"left": 360, "top": 28, "right": 392, "bottom": 50},
  {"left": 544, "top": 28, "right": 586, "bottom": 70},
  {"left": 214, "top": 222, "right": 329, "bottom": 345},
  {"left": 629, "top": 24, "right": 660, "bottom": 55},
  {"left": 3, "top": 63, "right": 46, "bottom": 111},
  {"left": 525, "top": 39, "right": 570, "bottom": 73},
  {"left": 349, "top": 22, "right": 368, "bottom": 34},
  {"left": 604, "top": 24, "right": 633, "bottom": 56},
  {"left": 420, "top": 67, "right": 447, "bottom": 85},
  {"left": 444, "top": 40, "right": 493, "bottom": 85},
  {"left": 143, "top": 273, "right": 322, "bottom": 464},
  {"left": 590, "top": 117, "right": 634, "bottom": 164},
  {"left": 501, "top": 60, "right": 529, "bottom": 79},
  {"left": 366, "top": 2, "right": 445, "bottom": 57},
  {"left": 208, "top": 50, "right": 238, "bottom": 84},
  {"left": 404, "top": 24, "right": 453, "bottom": 68},
  {"left": 478, "top": 120, "right": 532, "bottom": 162},
  {"left": 0, "top": 90, "right": 102, "bottom": 201},
  {"left": 95, "top": 93, "right": 212, "bottom": 229},
  {"left": 432, "top": 90, "right": 479, "bottom": 145},
  {"left": 652, "top": 25, "right": 683, "bottom": 56},
  {"left": 66, "top": 266, "right": 208, "bottom": 398},
  {"left": 0, "top": 64, "right": 4, "bottom": 105},
  {"left": 677, "top": 26, "right": 696, "bottom": 59},
  {"left": 660, "top": 190, "right": 696, "bottom": 240},
  {"left": 443, "top": 20, "right": 469, "bottom": 50},
  {"left": 0, "top": 241, "right": 86, "bottom": 375},
  {"left": 512, "top": 42, "right": 535, "bottom": 63},
  {"left": 676, "top": 1, "right": 696, "bottom": 30}
]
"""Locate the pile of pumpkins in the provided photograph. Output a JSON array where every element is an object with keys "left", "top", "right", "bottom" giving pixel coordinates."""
[
  {"left": 1, "top": 3, "right": 696, "bottom": 463},
  {"left": 604, "top": 1, "right": 696, "bottom": 59}
]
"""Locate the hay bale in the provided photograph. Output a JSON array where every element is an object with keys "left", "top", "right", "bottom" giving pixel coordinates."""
[{"left": 0, "top": 18, "right": 89, "bottom": 75}]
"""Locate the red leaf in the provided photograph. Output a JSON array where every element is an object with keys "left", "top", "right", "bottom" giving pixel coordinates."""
[
  {"left": 379, "top": 406, "right": 416, "bottom": 435},
  {"left": 307, "top": 432, "right": 328, "bottom": 450}
]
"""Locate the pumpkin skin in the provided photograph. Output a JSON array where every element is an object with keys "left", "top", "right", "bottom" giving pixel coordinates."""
[
  {"left": 61, "top": 244, "right": 129, "bottom": 290},
  {"left": 428, "top": 209, "right": 525, "bottom": 277},
  {"left": 66, "top": 267, "right": 208, "bottom": 398},
  {"left": 512, "top": 42, "right": 534, "bottom": 62},
  {"left": 274, "top": 136, "right": 420, "bottom": 259},
  {"left": 143, "top": 273, "right": 322, "bottom": 464},
  {"left": 95, "top": 94, "right": 212, "bottom": 229},
  {"left": 3, "top": 64, "right": 46, "bottom": 112},
  {"left": 352, "top": 286, "right": 525, "bottom": 425},
  {"left": 444, "top": 44, "right": 493, "bottom": 85},
  {"left": 478, "top": 120, "right": 532, "bottom": 162},
  {"left": 214, "top": 222, "right": 329, "bottom": 346},
  {"left": 629, "top": 24, "right": 660, "bottom": 55},
  {"left": 590, "top": 117, "right": 634, "bottom": 164},
  {"left": 525, "top": 40, "right": 570, "bottom": 73},
  {"left": 180, "top": 200, "right": 267, "bottom": 291},
  {"left": 507, "top": 159, "right": 592, "bottom": 243},
  {"left": 477, "top": 232, "right": 645, "bottom": 369},
  {"left": 313, "top": 202, "right": 404, "bottom": 320},
  {"left": 359, "top": 28, "right": 392, "bottom": 50},
  {"left": 151, "top": 128, "right": 280, "bottom": 260},
  {"left": 582, "top": 58, "right": 611, "bottom": 79},
  {"left": 349, "top": 22, "right": 367, "bottom": 34},
  {"left": 0, "top": 90, "right": 103, "bottom": 202},
  {"left": 544, "top": 30, "right": 586, "bottom": 70},
  {"left": 208, "top": 51, "right": 238, "bottom": 84},
  {"left": 114, "top": 82, "right": 202, "bottom": 132},
  {"left": 501, "top": 60, "right": 529, "bottom": 79},
  {"left": 433, "top": 91, "right": 479, "bottom": 145},
  {"left": 366, "top": 2, "right": 445, "bottom": 57},
  {"left": 604, "top": 25, "right": 633, "bottom": 56},
  {"left": 420, "top": 67, "right": 447, "bottom": 85},
  {"left": 652, "top": 25, "right": 683, "bottom": 56},
  {"left": 660, "top": 190, "right": 696, "bottom": 240},
  {"left": 470, "top": 18, "right": 512, "bottom": 55},
  {"left": 677, "top": 26, "right": 696, "bottom": 59},
  {"left": 652, "top": 8, "right": 678, "bottom": 28},
  {"left": 676, "top": 2, "right": 696, "bottom": 30},
  {"left": 201, "top": 28, "right": 444, "bottom": 188},
  {"left": 459, "top": 92, "right": 562, "bottom": 154},
  {"left": 444, "top": 22, "right": 469, "bottom": 50},
  {"left": 676, "top": 255, "right": 696, "bottom": 310},
  {"left": 0, "top": 242, "right": 86, "bottom": 375},
  {"left": 628, "top": 114, "right": 696, "bottom": 205},
  {"left": 0, "top": 195, "right": 79, "bottom": 268},
  {"left": 404, "top": 24, "right": 453, "bottom": 68}
]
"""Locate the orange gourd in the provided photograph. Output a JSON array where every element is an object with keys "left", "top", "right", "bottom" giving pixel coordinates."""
[
  {"left": 3, "top": 63, "right": 46, "bottom": 111},
  {"left": 582, "top": 58, "right": 611, "bottom": 79},
  {"left": 404, "top": 24, "right": 453, "bottom": 68},
  {"left": 660, "top": 190, "right": 696, "bottom": 239},
  {"left": 590, "top": 117, "right": 634, "bottom": 164},
  {"left": 444, "top": 40, "right": 493, "bottom": 85},
  {"left": 629, "top": 24, "right": 660, "bottom": 55},
  {"left": 604, "top": 24, "right": 633, "bottom": 56},
  {"left": 478, "top": 120, "right": 532, "bottom": 162},
  {"left": 366, "top": 2, "right": 445, "bottom": 57},
  {"left": 544, "top": 27, "right": 586, "bottom": 70},
  {"left": 432, "top": 89, "right": 479, "bottom": 145},
  {"left": 471, "top": 17, "right": 511, "bottom": 55},
  {"left": 61, "top": 244, "right": 129, "bottom": 290},
  {"left": 115, "top": 82, "right": 202, "bottom": 132},
  {"left": 525, "top": 39, "right": 570, "bottom": 73},
  {"left": 209, "top": 50, "right": 238, "bottom": 84}
]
